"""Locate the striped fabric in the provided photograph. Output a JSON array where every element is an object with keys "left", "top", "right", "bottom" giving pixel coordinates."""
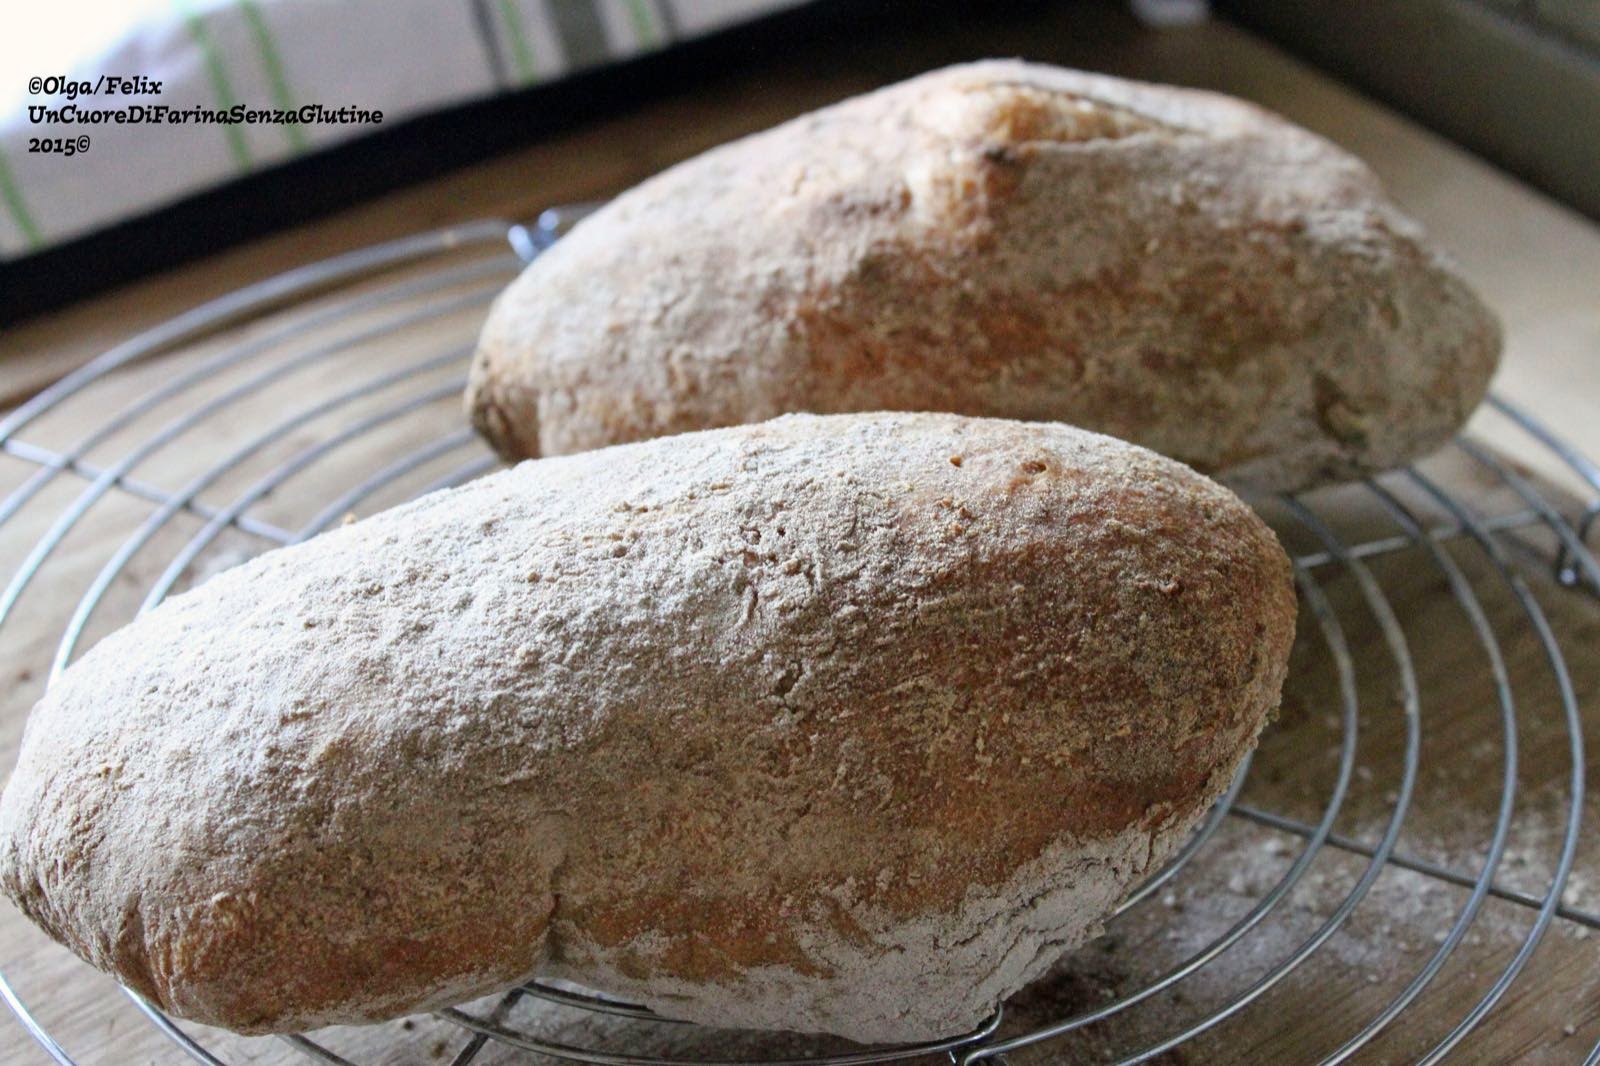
[{"left": 0, "top": 0, "right": 809, "bottom": 260}]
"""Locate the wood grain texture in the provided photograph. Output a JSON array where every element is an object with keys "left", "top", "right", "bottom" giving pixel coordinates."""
[{"left": 1, "top": 5, "right": 1598, "bottom": 1063}]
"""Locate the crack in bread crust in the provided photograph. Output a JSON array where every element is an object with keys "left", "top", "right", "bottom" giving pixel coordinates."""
[{"left": 466, "top": 60, "right": 1501, "bottom": 493}]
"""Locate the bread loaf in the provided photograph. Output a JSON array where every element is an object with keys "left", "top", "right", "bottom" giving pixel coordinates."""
[
  {"left": 468, "top": 60, "right": 1500, "bottom": 493},
  {"left": 0, "top": 412, "right": 1294, "bottom": 1043}
]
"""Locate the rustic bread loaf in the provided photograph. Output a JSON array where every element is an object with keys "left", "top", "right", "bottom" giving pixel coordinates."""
[
  {"left": 468, "top": 60, "right": 1500, "bottom": 494},
  {"left": 0, "top": 412, "right": 1294, "bottom": 1043}
]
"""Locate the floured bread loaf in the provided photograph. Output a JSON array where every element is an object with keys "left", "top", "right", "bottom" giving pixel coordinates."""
[
  {"left": 468, "top": 60, "right": 1500, "bottom": 493},
  {"left": 0, "top": 412, "right": 1294, "bottom": 1043}
]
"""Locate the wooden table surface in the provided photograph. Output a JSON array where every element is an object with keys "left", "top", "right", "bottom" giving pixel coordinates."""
[{"left": 1, "top": 6, "right": 1597, "bottom": 1064}]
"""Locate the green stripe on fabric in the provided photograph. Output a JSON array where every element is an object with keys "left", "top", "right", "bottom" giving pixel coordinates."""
[
  {"left": 175, "top": 0, "right": 253, "bottom": 171},
  {"left": 238, "top": 0, "right": 307, "bottom": 152},
  {"left": 0, "top": 146, "right": 42, "bottom": 250},
  {"left": 624, "top": 0, "right": 659, "bottom": 47},
  {"left": 497, "top": 0, "right": 538, "bottom": 84}
]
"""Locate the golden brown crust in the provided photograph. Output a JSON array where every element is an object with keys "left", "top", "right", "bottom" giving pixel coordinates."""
[
  {"left": 467, "top": 60, "right": 1501, "bottom": 493},
  {"left": 0, "top": 413, "right": 1293, "bottom": 1042}
]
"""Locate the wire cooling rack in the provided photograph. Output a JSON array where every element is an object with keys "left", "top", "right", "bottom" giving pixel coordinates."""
[{"left": 0, "top": 215, "right": 1597, "bottom": 1065}]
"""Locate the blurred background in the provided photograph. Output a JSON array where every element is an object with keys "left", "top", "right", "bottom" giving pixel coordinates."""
[
  {"left": 2, "top": 4, "right": 1599, "bottom": 1063},
  {"left": 1, "top": 0, "right": 1597, "bottom": 325}
]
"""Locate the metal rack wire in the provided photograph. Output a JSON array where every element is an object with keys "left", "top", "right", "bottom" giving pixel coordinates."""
[{"left": 0, "top": 216, "right": 1596, "bottom": 1064}]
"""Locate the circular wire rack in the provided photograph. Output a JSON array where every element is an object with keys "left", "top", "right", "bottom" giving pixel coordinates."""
[{"left": 1, "top": 215, "right": 1597, "bottom": 1065}]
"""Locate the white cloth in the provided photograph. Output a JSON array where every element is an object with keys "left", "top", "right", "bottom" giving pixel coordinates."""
[{"left": 0, "top": 0, "right": 808, "bottom": 259}]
